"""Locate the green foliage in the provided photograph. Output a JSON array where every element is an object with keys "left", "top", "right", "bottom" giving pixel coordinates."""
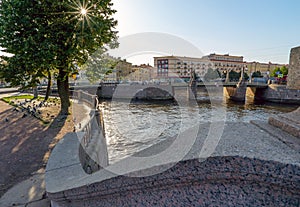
[
  {"left": 270, "top": 67, "right": 280, "bottom": 77},
  {"left": 0, "top": 0, "right": 118, "bottom": 113},
  {"left": 244, "top": 72, "right": 249, "bottom": 80},
  {"left": 83, "top": 46, "right": 119, "bottom": 84},
  {"left": 229, "top": 70, "right": 240, "bottom": 81},
  {"left": 204, "top": 68, "right": 220, "bottom": 80},
  {"left": 0, "top": 0, "right": 50, "bottom": 87},
  {"left": 280, "top": 66, "right": 288, "bottom": 75},
  {"left": 251, "top": 71, "right": 263, "bottom": 78},
  {"left": 270, "top": 66, "right": 288, "bottom": 77}
]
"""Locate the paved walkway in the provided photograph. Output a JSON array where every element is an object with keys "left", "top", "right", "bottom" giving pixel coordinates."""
[
  {"left": 0, "top": 92, "right": 73, "bottom": 207},
  {"left": 0, "top": 91, "right": 91, "bottom": 207},
  {"left": 0, "top": 170, "right": 50, "bottom": 207}
]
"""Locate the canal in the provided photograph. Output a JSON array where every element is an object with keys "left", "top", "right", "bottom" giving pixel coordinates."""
[{"left": 100, "top": 98, "right": 299, "bottom": 164}]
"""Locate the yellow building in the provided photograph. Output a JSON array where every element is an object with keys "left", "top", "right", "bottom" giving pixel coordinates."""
[
  {"left": 128, "top": 64, "right": 154, "bottom": 82},
  {"left": 245, "top": 61, "right": 288, "bottom": 76},
  {"left": 205, "top": 53, "right": 244, "bottom": 72}
]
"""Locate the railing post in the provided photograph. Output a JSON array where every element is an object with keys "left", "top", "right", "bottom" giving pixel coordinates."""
[{"left": 77, "top": 90, "right": 82, "bottom": 103}]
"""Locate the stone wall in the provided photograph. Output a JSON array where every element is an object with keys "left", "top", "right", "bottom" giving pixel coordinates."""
[
  {"left": 288, "top": 46, "right": 300, "bottom": 90},
  {"left": 260, "top": 85, "right": 300, "bottom": 104}
]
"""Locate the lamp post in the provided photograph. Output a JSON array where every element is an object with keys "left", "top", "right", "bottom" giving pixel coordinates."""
[{"left": 240, "top": 64, "right": 248, "bottom": 81}]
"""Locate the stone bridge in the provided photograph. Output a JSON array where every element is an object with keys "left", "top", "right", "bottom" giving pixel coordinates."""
[{"left": 96, "top": 81, "right": 299, "bottom": 104}]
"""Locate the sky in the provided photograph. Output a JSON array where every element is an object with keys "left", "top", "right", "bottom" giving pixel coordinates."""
[
  {"left": 1, "top": 0, "right": 299, "bottom": 65},
  {"left": 111, "top": 0, "right": 300, "bottom": 65}
]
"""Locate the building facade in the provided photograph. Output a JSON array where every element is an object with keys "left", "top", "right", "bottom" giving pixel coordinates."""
[
  {"left": 154, "top": 54, "right": 288, "bottom": 81},
  {"left": 128, "top": 64, "right": 155, "bottom": 82},
  {"left": 245, "top": 61, "right": 288, "bottom": 77},
  {"left": 205, "top": 53, "right": 244, "bottom": 72},
  {"left": 154, "top": 56, "right": 211, "bottom": 80}
]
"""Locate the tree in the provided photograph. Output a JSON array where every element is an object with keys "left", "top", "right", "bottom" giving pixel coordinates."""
[
  {"left": 0, "top": 0, "right": 118, "bottom": 114},
  {"left": 280, "top": 66, "right": 288, "bottom": 76},
  {"left": 228, "top": 70, "right": 240, "bottom": 81},
  {"left": 270, "top": 67, "right": 280, "bottom": 77},
  {"left": 270, "top": 66, "right": 288, "bottom": 77},
  {"left": 84, "top": 53, "right": 119, "bottom": 84},
  {"left": 243, "top": 72, "right": 249, "bottom": 80},
  {"left": 251, "top": 71, "right": 263, "bottom": 78},
  {"left": 0, "top": 0, "right": 50, "bottom": 90},
  {"left": 84, "top": 41, "right": 119, "bottom": 84},
  {"left": 203, "top": 68, "right": 220, "bottom": 81}
]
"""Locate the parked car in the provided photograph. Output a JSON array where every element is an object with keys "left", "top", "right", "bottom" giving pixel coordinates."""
[{"left": 268, "top": 77, "right": 278, "bottom": 84}]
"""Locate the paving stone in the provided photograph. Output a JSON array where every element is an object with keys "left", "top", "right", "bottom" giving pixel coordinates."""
[{"left": 0, "top": 174, "right": 45, "bottom": 207}]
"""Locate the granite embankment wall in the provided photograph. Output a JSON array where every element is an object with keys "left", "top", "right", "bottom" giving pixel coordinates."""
[
  {"left": 47, "top": 154, "right": 300, "bottom": 207},
  {"left": 247, "top": 85, "right": 300, "bottom": 103},
  {"left": 46, "top": 120, "right": 300, "bottom": 206},
  {"left": 72, "top": 91, "right": 108, "bottom": 174}
]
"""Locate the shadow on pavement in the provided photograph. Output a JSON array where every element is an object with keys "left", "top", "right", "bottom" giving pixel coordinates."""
[{"left": 0, "top": 100, "right": 71, "bottom": 198}]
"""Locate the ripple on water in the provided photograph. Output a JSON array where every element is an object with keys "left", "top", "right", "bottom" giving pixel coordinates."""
[{"left": 101, "top": 100, "right": 298, "bottom": 164}]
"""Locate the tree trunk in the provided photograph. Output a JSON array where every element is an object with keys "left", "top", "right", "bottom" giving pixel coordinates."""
[
  {"left": 44, "top": 70, "right": 52, "bottom": 101},
  {"left": 57, "top": 68, "right": 70, "bottom": 115}
]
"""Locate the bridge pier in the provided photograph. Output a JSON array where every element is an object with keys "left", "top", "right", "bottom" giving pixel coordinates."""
[
  {"left": 224, "top": 80, "right": 247, "bottom": 102},
  {"left": 246, "top": 87, "right": 266, "bottom": 102}
]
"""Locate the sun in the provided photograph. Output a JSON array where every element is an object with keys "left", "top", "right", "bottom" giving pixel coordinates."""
[
  {"left": 80, "top": 8, "right": 87, "bottom": 16},
  {"left": 63, "top": 0, "right": 99, "bottom": 34}
]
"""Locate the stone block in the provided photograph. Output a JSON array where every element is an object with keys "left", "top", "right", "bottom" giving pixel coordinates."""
[{"left": 269, "top": 107, "right": 300, "bottom": 138}]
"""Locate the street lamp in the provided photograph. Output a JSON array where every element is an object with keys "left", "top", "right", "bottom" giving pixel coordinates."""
[{"left": 240, "top": 65, "right": 247, "bottom": 81}]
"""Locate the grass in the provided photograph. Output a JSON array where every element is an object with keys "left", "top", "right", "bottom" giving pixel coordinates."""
[
  {"left": 2, "top": 94, "right": 35, "bottom": 104},
  {"left": 1, "top": 95, "right": 60, "bottom": 105},
  {"left": 1, "top": 94, "right": 62, "bottom": 125}
]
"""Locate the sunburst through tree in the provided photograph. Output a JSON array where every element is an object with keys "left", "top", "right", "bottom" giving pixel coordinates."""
[
  {"left": 0, "top": 0, "right": 118, "bottom": 114},
  {"left": 64, "top": 0, "right": 101, "bottom": 33}
]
